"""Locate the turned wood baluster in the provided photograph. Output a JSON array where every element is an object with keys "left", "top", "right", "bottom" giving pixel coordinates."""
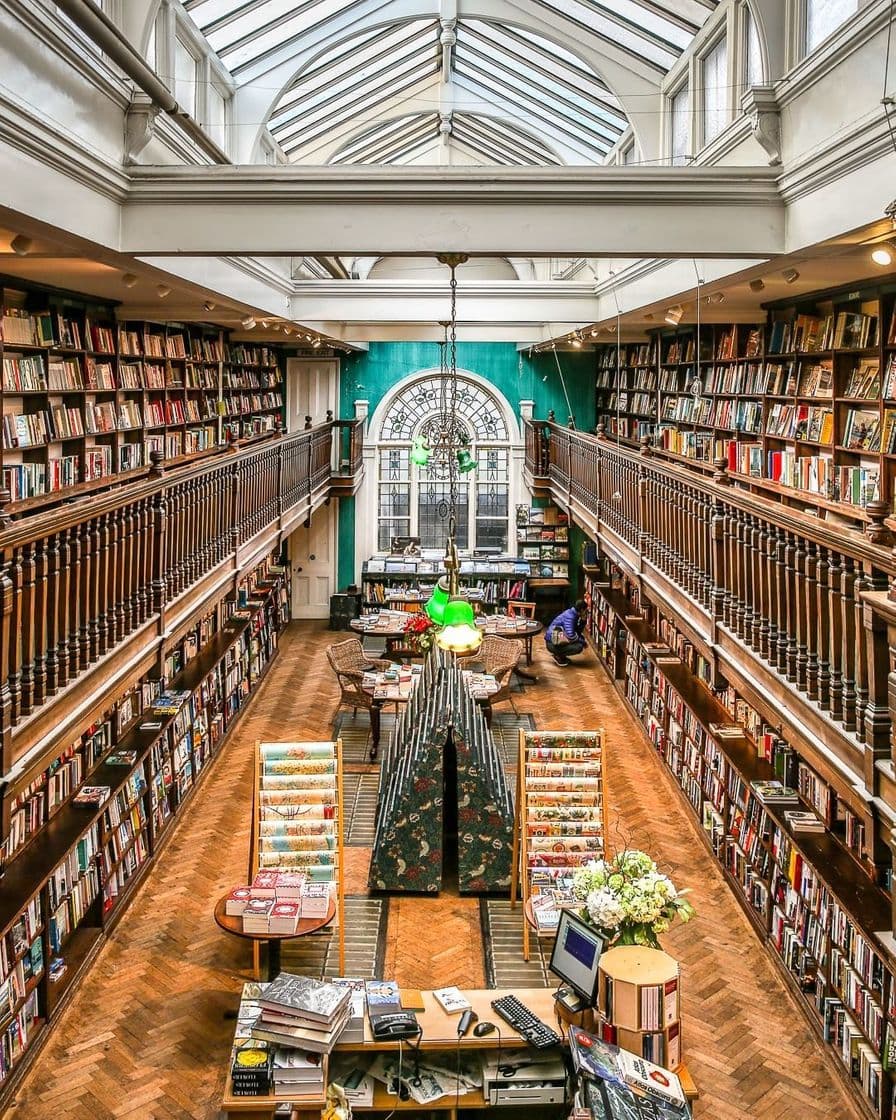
[
  {"left": 782, "top": 532, "right": 798, "bottom": 682},
  {"left": 861, "top": 570, "right": 891, "bottom": 758},
  {"left": 56, "top": 528, "right": 71, "bottom": 688},
  {"left": 774, "top": 528, "right": 789, "bottom": 675},
  {"left": 152, "top": 486, "right": 168, "bottom": 619},
  {"left": 121, "top": 505, "right": 135, "bottom": 634},
  {"left": 70, "top": 523, "right": 85, "bottom": 674},
  {"left": 199, "top": 476, "right": 213, "bottom": 576},
  {"left": 842, "top": 558, "right": 858, "bottom": 732},
  {"left": 167, "top": 485, "right": 181, "bottom": 598},
  {"left": 827, "top": 551, "right": 844, "bottom": 721},
  {"left": 816, "top": 547, "right": 831, "bottom": 712},
  {"left": 31, "top": 538, "right": 49, "bottom": 706},
  {"left": 690, "top": 491, "right": 704, "bottom": 601},
  {"left": 855, "top": 568, "right": 870, "bottom": 743},
  {"left": 44, "top": 533, "right": 61, "bottom": 697},
  {"left": 134, "top": 499, "right": 149, "bottom": 624},
  {"left": 0, "top": 556, "right": 13, "bottom": 760},
  {"left": 701, "top": 493, "right": 714, "bottom": 609},
  {"left": 758, "top": 519, "right": 772, "bottom": 661},
  {"left": 184, "top": 478, "right": 198, "bottom": 586},
  {"left": 96, "top": 513, "right": 111, "bottom": 657},
  {"left": 85, "top": 516, "right": 101, "bottom": 661},
  {"left": 720, "top": 504, "right": 735, "bottom": 629},
  {"left": 19, "top": 542, "right": 37, "bottom": 715},
  {"left": 115, "top": 506, "right": 128, "bottom": 642},
  {"left": 793, "top": 535, "right": 808, "bottom": 692},
  {"left": 743, "top": 515, "right": 758, "bottom": 648},
  {"left": 6, "top": 547, "right": 23, "bottom": 726},
  {"left": 106, "top": 510, "right": 120, "bottom": 647},
  {"left": 804, "top": 542, "right": 819, "bottom": 701},
  {"left": 734, "top": 510, "right": 750, "bottom": 639}
]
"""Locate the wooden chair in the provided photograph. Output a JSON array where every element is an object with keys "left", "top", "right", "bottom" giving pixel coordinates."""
[
  {"left": 507, "top": 600, "right": 536, "bottom": 619},
  {"left": 477, "top": 635, "right": 525, "bottom": 717},
  {"left": 326, "top": 638, "right": 391, "bottom": 717}
]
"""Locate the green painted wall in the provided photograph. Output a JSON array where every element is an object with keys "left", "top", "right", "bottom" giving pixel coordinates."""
[{"left": 336, "top": 342, "right": 596, "bottom": 590}]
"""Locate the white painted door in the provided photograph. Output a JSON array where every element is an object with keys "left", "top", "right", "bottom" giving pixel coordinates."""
[
  {"left": 289, "top": 504, "right": 336, "bottom": 619},
  {"left": 286, "top": 358, "right": 338, "bottom": 432}
]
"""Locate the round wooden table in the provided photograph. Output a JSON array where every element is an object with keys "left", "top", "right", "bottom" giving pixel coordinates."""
[
  {"left": 476, "top": 616, "right": 543, "bottom": 678},
  {"left": 213, "top": 893, "right": 336, "bottom": 981}
]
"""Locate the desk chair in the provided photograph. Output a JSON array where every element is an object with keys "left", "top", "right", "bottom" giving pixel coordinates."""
[{"left": 478, "top": 635, "right": 525, "bottom": 717}]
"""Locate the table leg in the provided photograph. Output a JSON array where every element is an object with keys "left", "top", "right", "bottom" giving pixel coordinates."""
[
  {"left": 369, "top": 703, "right": 382, "bottom": 761},
  {"left": 267, "top": 938, "right": 281, "bottom": 982},
  {"left": 525, "top": 635, "right": 533, "bottom": 665}
]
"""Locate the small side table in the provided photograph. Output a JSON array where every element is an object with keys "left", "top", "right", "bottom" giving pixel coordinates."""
[{"left": 213, "top": 894, "right": 336, "bottom": 981}]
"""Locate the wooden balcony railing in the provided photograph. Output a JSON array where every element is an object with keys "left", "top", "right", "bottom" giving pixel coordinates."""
[
  {"left": 332, "top": 418, "right": 365, "bottom": 477},
  {"left": 0, "top": 423, "right": 357, "bottom": 771},
  {"left": 524, "top": 419, "right": 896, "bottom": 837}
]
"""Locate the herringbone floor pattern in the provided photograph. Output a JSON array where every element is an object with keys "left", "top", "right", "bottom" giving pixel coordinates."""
[{"left": 4, "top": 624, "right": 860, "bottom": 1119}]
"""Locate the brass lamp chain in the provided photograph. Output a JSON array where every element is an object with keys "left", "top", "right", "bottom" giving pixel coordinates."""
[{"left": 448, "top": 262, "right": 459, "bottom": 525}]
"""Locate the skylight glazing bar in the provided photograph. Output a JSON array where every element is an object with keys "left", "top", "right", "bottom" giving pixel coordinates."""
[
  {"left": 453, "top": 115, "right": 560, "bottom": 165},
  {"left": 455, "top": 113, "right": 562, "bottom": 164},
  {"left": 333, "top": 115, "right": 436, "bottom": 164}
]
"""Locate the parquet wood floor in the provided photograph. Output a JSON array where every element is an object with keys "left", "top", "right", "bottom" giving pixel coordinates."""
[{"left": 3, "top": 624, "right": 861, "bottom": 1120}]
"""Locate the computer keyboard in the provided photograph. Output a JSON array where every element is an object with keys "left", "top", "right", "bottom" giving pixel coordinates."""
[{"left": 490, "top": 994, "right": 563, "bottom": 1049}]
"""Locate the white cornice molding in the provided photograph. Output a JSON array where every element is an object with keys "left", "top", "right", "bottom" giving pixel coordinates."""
[
  {"left": 777, "top": 107, "right": 894, "bottom": 203},
  {"left": 0, "top": 90, "right": 129, "bottom": 202},
  {"left": 693, "top": 114, "right": 758, "bottom": 167},
  {"left": 125, "top": 164, "right": 783, "bottom": 205},
  {"left": 221, "top": 255, "right": 297, "bottom": 295}
]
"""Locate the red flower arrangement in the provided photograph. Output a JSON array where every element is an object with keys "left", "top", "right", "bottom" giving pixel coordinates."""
[{"left": 404, "top": 613, "right": 436, "bottom": 651}]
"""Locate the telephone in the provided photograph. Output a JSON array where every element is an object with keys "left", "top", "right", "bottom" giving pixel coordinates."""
[{"left": 371, "top": 1012, "right": 421, "bottom": 1040}]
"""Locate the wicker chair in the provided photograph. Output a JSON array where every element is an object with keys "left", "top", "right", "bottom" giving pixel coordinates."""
[
  {"left": 326, "top": 638, "right": 391, "bottom": 717},
  {"left": 477, "top": 635, "right": 524, "bottom": 716}
]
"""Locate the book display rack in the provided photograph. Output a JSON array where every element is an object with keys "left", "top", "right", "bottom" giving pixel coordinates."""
[
  {"left": 369, "top": 646, "right": 514, "bottom": 894},
  {"left": 594, "top": 280, "right": 896, "bottom": 521},
  {"left": 596, "top": 945, "right": 682, "bottom": 1071},
  {"left": 584, "top": 568, "right": 894, "bottom": 1118},
  {"left": 0, "top": 287, "right": 285, "bottom": 510},
  {"left": 510, "top": 730, "right": 607, "bottom": 961},
  {"left": 0, "top": 555, "right": 290, "bottom": 1103},
  {"left": 515, "top": 503, "right": 570, "bottom": 580},
  {"left": 251, "top": 740, "right": 346, "bottom": 974}
]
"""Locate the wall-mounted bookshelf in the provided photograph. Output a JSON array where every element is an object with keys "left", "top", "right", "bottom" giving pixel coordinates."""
[
  {"left": 0, "top": 288, "right": 286, "bottom": 509},
  {"left": 583, "top": 561, "right": 894, "bottom": 1119},
  {"left": 515, "top": 504, "right": 570, "bottom": 579},
  {"left": 594, "top": 277, "right": 896, "bottom": 521},
  {"left": 0, "top": 553, "right": 290, "bottom": 1104}
]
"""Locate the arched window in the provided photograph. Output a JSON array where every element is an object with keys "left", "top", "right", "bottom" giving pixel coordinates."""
[{"left": 375, "top": 374, "right": 513, "bottom": 552}]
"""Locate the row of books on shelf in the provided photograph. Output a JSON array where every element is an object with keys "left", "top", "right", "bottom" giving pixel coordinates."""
[
  {"left": 364, "top": 557, "right": 530, "bottom": 576},
  {"left": 767, "top": 310, "right": 879, "bottom": 354},
  {"left": 1, "top": 306, "right": 279, "bottom": 367},
  {"left": 602, "top": 589, "right": 890, "bottom": 1116}
]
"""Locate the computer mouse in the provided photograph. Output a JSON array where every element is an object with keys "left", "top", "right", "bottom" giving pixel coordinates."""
[{"left": 473, "top": 1020, "right": 497, "bottom": 1037}]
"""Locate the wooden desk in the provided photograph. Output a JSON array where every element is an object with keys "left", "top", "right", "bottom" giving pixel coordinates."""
[
  {"left": 221, "top": 988, "right": 698, "bottom": 1119},
  {"left": 213, "top": 895, "right": 336, "bottom": 981}
]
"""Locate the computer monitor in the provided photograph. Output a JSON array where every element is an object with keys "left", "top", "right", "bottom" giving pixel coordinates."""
[{"left": 548, "top": 909, "right": 606, "bottom": 1009}]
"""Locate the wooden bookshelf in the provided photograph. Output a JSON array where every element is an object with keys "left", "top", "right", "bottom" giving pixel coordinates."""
[
  {"left": 595, "top": 278, "right": 896, "bottom": 521},
  {"left": 0, "top": 288, "right": 286, "bottom": 508},
  {"left": 0, "top": 554, "right": 290, "bottom": 1104},
  {"left": 586, "top": 569, "right": 894, "bottom": 1119}
]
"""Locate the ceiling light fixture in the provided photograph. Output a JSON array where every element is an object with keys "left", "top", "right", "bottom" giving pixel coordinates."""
[
  {"left": 203, "top": 300, "right": 216, "bottom": 311},
  {"left": 571, "top": 333, "right": 583, "bottom": 348},
  {"left": 871, "top": 241, "right": 896, "bottom": 267},
  {"left": 10, "top": 235, "right": 33, "bottom": 256},
  {"left": 121, "top": 272, "right": 138, "bottom": 288},
  {"left": 749, "top": 278, "right": 765, "bottom": 292},
  {"left": 259, "top": 319, "right": 270, "bottom": 330},
  {"left": 782, "top": 268, "right": 800, "bottom": 284},
  {"left": 589, "top": 328, "right": 599, "bottom": 338},
  {"left": 665, "top": 305, "right": 683, "bottom": 326},
  {"left": 156, "top": 284, "right": 171, "bottom": 299},
  {"left": 241, "top": 316, "right": 256, "bottom": 330},
  {"left": 311, "top": 337, "right": 322, "bottom": 349}
]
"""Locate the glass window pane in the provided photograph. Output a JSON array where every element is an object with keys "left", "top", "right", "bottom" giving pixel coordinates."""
[
  {"left": 146, "top": 21, "right": 157, "bottom": 70},
  {"left": 477, "top": 485, "right": 509, "bottom": 519},
  {"left": 207, "top": 84, "right": 227, "bottom": 150},
  {"left": 806, "top": 0, "right": 857, "bottom": 54},
  {"left": 745, "top": 7, "right": 762, "bottom": 87},
  {"left": 379, "top": 448, "right": 410, "bottom": 481},
  {"left": 378, "top": 519, "right": 409, "bottom": 551},
  {"left": 671, "top": 84, "right": 690, "bottom": 165},
  {"left": 379, "top": 484, "right": 410, "bottom": 519},
  {"left": 702, "top": 37, "right": 728, "bottom": 145},
  {"left": 476, "top": 520, "right": 508, "bottom": 550},
  {"left": 418, "top": 484, "right": 469, "bottom": 550},
  {"left": 174, "top": 38, "right": 197, "bottom": 117}
]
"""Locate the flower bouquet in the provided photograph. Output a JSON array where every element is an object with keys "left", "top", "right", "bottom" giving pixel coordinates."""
[
  {"left": 403, "top": 612, "right": 436, "bottom": 652},
  {"left": 571, "top": 849, "right": 694, "bottom": 949}
]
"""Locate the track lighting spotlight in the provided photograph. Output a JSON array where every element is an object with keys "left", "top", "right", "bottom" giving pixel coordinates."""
[
  {"left": 121, "top": 273, "right": 138, "bottom": 288},
  {"left": 311, "top": 338, "right": 322, "bottom": 349},
  {"left": 589, "top": 328, "right": 599, "bottom": 338},
  {"left": 571, "top": 333, "right": 583, "bottom": 348},
  {"left": 665, "top": 305, "right": 683, "bottom": 326},
  {"left": 259, "top": 319, "right": 270, "bottom": 330},
  {"left": 749, "top": 278, "right": 765, "bottom": 292},
  {"left": 282, "top": 326, "right": 292, "bottom": 335},
  {"left": 871, "top": 241, "right": 896, "bottom": 267},
  {"left": 10, "top": 235, "right": 32, "bottom": 256},
  {"left": 782, "top": 268, "right": 800, "bottom": 284},
  {"left": 241, "top": 316, "right": 256, "bottom": 330},
  {"left": 203, "top": 300, "right": 216, "bottom": 311},
  {"left": 156, "top": 284, "right": 171, "bottom": 299}
]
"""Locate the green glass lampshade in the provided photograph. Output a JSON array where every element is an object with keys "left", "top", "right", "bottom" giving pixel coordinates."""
[
  {"left": 424, "top": 577, "right": 451, "bottom": 624},
  {"left": 442, "top": 596, "right": 476, "bottom": 628},
  {"left": 410, "top": 436, "right": 430, "bottom": 466},
  {"left": 436, "top": 622, "right": 483, "bottom": 654},
  {"left": 456, "top": 448, "right": 478, "bottom": 473}
]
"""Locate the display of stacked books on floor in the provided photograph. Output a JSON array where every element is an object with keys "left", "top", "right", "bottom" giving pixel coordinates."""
[
  {"left": 253, "top": 741, "right": 345, "bottom": 971},
  {"left": 224, "top": 871, "right": 329, "bottom": 934},
  {"left": 229, "top": 981, "right": 326, "bottom": 1100},
  {"left": 250, "top": 973, "right": 351, "bottom": 1055},
  {"left": 568, "top": 1026, "right": 691, "bottom": 1119}
]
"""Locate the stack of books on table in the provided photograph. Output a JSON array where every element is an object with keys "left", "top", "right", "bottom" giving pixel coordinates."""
[
  {"left": 251, "top": 973, "right": 351, "bottom": 1054},
  {"left": 331, "top": 977, "right": 367, "bottom": 1043},
  {"left": 568, "top": 1026, "right": 691, "bottom": 1119},
  {"left": 225, "top": 871, "right": 327, "bottom": 934},
  {"left": 230, "top": 982, "right": 274, "bottom": 1097}
]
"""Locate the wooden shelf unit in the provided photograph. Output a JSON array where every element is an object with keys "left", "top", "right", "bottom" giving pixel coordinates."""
[
  {"left": 584, "top": 566, "right": 894, "bottom": 1119},
  {"left": 0, "top": 554, "right": 291, "bottom": 1105},
  {"left": 594, "top": 278, "right": 896, "bottom": 523},
  {"left": 360, "top": 558, "right": 530, "bottom": 610},
  {"left": 0, "top": 287, "right": 286, "bottom": 508},
  {"left": 596, "top": 945, "right": 682, "bottom": 1071}
]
